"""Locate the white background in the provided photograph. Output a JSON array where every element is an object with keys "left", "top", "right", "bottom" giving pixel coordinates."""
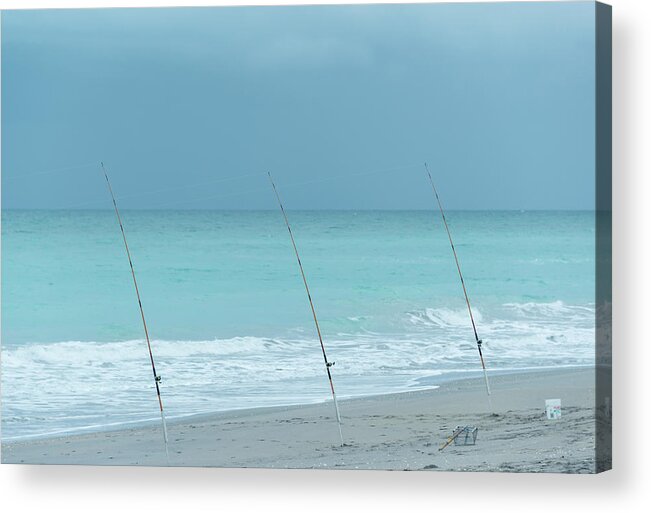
[{"left": 0, "top": 0, "right": 648, "bottom": 511}]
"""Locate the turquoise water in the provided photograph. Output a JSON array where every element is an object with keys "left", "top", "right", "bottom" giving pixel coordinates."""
[{"left": 1, "top": 210, "right": 596, "bottom": 439}]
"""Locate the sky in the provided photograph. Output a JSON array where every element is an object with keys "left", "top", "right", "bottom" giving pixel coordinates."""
[{"left": 1, "top": 2, "right": 596, "bottom": 210}]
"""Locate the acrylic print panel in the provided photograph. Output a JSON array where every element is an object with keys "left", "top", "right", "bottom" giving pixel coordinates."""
[{"left": 0, "top": 1, "right": 611, "bottom": 472}]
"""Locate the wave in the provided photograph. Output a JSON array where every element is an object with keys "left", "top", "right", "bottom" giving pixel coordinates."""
[
  {"left": 503, "top": 300, "right": 595, "bottom": 319},
  {"left": 1, "top": 300, "right": 597, "bottom": 439},
  {"left": 406, "top": 307, "right": 484, "bottom": 329}
]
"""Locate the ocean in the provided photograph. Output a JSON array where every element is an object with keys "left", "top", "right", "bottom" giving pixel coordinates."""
[{"left": 1, "top": 210, "right": 596, "bottom": 440}]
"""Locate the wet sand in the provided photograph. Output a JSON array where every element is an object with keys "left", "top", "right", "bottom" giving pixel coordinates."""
[{"left": 1, "top": 367, "right": 602, "bottom": 472}]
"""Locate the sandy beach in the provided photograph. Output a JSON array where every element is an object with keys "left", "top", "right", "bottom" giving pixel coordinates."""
[{"left": 1, "top": 367, "right": 604, "bottom": 473}]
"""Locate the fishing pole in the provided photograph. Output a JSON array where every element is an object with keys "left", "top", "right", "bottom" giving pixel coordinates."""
[
  {"left": 268, "top": 172, "right": 345, "bottom": 447},
  {"left": 101, "top": 162, "right": 171, "bottom": 463},
  {"left": 424, "top": 162, "right": 492, "bottom": 401}
]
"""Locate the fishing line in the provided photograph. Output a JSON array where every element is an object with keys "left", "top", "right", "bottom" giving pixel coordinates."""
[
  {"left": 54, "top": 169, "right": 269, "bottom": 210},
  {"left": 3, "top": 162, "right": 97, "bottom": 182},
  {"left": 10, "top": 161, "right": 420, "bottom": 210},
  {"left": 148, "top": 161, "right": 422, "bottom": 209},
  {"left": 110, "top": 170, "right": 267, "bottom": 203}
]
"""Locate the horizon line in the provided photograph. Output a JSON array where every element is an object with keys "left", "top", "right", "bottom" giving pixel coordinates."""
[{"left": 1, "top": 207, "right": 600, "bottom": 212}]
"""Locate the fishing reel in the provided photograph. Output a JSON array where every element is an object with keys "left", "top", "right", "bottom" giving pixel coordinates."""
[
  {"left": 326, "top": 361, "right": 335, "bottom": 368},
  {"left": 155, "top": 375, "right": 162, "bottom": 383}
]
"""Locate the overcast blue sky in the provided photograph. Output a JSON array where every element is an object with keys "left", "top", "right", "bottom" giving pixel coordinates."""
[{"left": 1, "top": 2, "right": 596, "bottom": 210}]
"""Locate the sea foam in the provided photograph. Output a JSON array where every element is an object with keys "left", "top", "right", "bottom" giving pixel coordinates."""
[{"left": 1, "top": 301, "right": 595, "bottom": 439}]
